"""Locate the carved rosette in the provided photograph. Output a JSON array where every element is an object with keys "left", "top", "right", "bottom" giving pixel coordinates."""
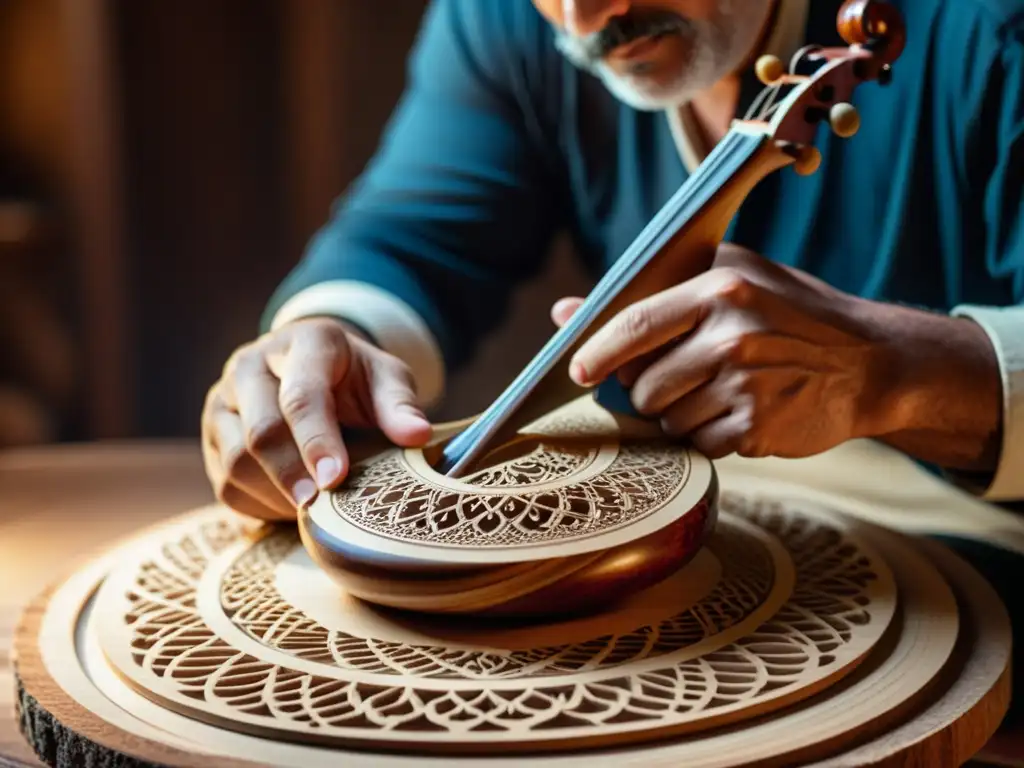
[
  {"left": 330, "top": 441, "right": 691, "bottom": 549},
  {"left": 303, "top": 400, "right": 720, "bottom": 571}
]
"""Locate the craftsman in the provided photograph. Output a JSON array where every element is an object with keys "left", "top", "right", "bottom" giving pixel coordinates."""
[{"left": 201, "top": 0, "right": 1024, "bottom": 521}]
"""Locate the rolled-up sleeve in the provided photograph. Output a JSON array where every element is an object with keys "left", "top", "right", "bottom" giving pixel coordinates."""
[
  {"left": 950, "top": 305, "right": 1024, "bottom": 500},
  {"left": 949, "top": 27, "right": 1024, "bottom": 501}
]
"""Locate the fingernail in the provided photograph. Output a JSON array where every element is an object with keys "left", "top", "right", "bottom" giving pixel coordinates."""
[
  {"left": 291, "top": 478, "right": 318, "bottom": 508},
  {"left": 570, "top": 360, "right": 591, "bottom": 386},
  {"left": 315, "top": 457, "right": 339, "bottom": 488}
]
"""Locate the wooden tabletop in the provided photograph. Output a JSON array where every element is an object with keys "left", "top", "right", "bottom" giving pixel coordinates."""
[
  {"left": 0, "top": 439, "right": 1022, "bottom": 768},
  {"left": 0, "top": 441, "right": 217, "bottom": 767}
]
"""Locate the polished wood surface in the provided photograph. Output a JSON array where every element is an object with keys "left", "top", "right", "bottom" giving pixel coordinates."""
[
  {"left": 1, "top": 439, "right": 1022, "bottom": 767},
  {"left": 837, "top": 0, "right": 907, "bottom": 61}
]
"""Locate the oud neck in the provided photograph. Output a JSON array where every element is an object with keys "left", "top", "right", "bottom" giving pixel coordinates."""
[{"left": 437, "top": 123, "right": 781, "bottom": 477}]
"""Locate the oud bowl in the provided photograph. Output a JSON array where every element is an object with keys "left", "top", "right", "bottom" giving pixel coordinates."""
[
  {"left": 299, "top": 472, "right": 717, "bottom": 619},
  {"left": 298, "top": 400, "right": 719, "bottom": 620}
]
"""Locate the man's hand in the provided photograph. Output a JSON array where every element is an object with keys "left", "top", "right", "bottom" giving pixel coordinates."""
[
  {"left": 201, "top": 317, "right": 432, "bottom": 520},
  {"left": 553, "top": 245, "right": 1003, "bottom": 470}
]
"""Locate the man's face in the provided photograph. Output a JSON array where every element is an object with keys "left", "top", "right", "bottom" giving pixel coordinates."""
[{"left": 533, "top": 0, "right": 775, "bottom": 110}]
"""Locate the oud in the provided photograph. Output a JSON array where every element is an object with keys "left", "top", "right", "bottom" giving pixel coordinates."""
[{"left": 299, "top": 0, "right": 907, "bottom": 617}]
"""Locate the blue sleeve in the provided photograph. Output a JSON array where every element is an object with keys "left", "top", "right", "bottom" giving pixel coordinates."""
[
  {"left": 261, "top": 0, "right": 565, "bottom": 370},
  {"left": 978, "top": 19, "right": 1024, "bottom": 301}
]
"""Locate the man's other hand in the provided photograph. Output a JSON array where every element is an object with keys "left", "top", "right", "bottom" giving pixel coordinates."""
[
  {"left": 552, "top": 245, "right": 902, "bottom": 461},
  {"left": 201, "top": 318, "right": 432, "bottom": 520}
]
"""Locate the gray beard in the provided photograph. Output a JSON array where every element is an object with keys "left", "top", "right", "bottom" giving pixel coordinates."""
[{"left": 553, "top": 0, "right": 772, "bottom": 112}]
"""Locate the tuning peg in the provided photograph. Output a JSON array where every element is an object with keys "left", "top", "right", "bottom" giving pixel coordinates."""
[
  {"left": 755, "top": 55, "right": 785, "bottom": 85},
  {"left": 829, "top": 102, "right": 861, "bottom": 138},
  {"left": 792, "top": 146, "right": 822, "bottom": 176}
]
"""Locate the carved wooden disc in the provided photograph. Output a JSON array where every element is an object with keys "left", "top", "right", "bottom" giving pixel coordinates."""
[
  {"left": 68, "top": 493, "right": 896, "bottom": 756},
  {"left": 13, "top": 483, "right": 1012, "bottom": 767}
]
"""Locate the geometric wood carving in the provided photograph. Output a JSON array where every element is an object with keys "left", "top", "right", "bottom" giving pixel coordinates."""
[
  {"left": 306, "top": 400, "right": 717, "bottom": 564},
  {"left": 87, "top": 493, "right": 898, "bottom": 753},
  {"left": 8, "top": 388, "right": 1011, "bottom": 765},
  {"left": 13, "top": 476, "right": 1012, "bottom": 766}
]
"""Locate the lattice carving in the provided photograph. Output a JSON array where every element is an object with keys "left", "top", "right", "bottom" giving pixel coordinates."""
[
  {"left": 100, "top": 496, "right": 896, "bottom": 750},
  {"left": 219, "top": 520, "right": 770, "bottom": 679},
  {"left": 330, "top": 443, "right": 690, "bottom": 547},
  {"left": 460, "top": 441, "right": 594, "bottom": 488}
]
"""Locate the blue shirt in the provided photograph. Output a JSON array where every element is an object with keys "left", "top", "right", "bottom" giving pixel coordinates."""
[{"left": 263, "top": 0, "right": 1024, "bottom": 376}]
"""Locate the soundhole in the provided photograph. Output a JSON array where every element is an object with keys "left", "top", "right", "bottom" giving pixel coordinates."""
[{"left": 421, "top": 432, "right": 601, "bottom": 488}]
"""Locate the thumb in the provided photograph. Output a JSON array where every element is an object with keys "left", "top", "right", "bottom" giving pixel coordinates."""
[
  {"left": 368, "top": 355, "right": 433, "bottom": 447},
  {"left": 551, "top": 296, "right": 585, "bottom": 328}
]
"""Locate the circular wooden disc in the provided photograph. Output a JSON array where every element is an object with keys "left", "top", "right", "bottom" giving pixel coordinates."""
[
  {"left": 14, "top": 480, "right": 1010, "bottom": 766},
  {"left": 93, "top": 507, "right": 841, "bottom": 752}
]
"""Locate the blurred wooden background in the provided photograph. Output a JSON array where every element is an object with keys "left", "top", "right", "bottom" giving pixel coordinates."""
[{"left": 0, "top": 0, "right": 587, "bottom": 446}]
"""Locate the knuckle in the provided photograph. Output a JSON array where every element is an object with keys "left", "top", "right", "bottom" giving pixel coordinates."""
[
  {"left": 279, "top": 382, "right": 321, "bottom": 419},
  {"left": 304, "top": 315, "right": 344, "bottom": 335},
  {"left": 244, "top": 416, "right": 287, "bottom": 453},
  {"left": 300, "top": 318, "right": 353, "bottom": 358},
  {"left": 716, "top": 269, "right": 756, "bottom": 307},
  {"left": 617, "top": 306, "right": 652, "bottom": 343},
  {"left": 221, "top": 355, "right": 239, "bottom": 381},
  {"left": 296, "top": 432, "right": 329, "bottom": 458},
  {"left": 223, "top": 345, "right": 260, "bottom": 380},
  {"left": 296, "top": 318, "right": 336, "bottom": 346},
  {"left": 726, "top": 368, "right": 754, "bottom": 394},
  {"left": 721, "top": 334, "right": 756, "bottom": 366}
]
